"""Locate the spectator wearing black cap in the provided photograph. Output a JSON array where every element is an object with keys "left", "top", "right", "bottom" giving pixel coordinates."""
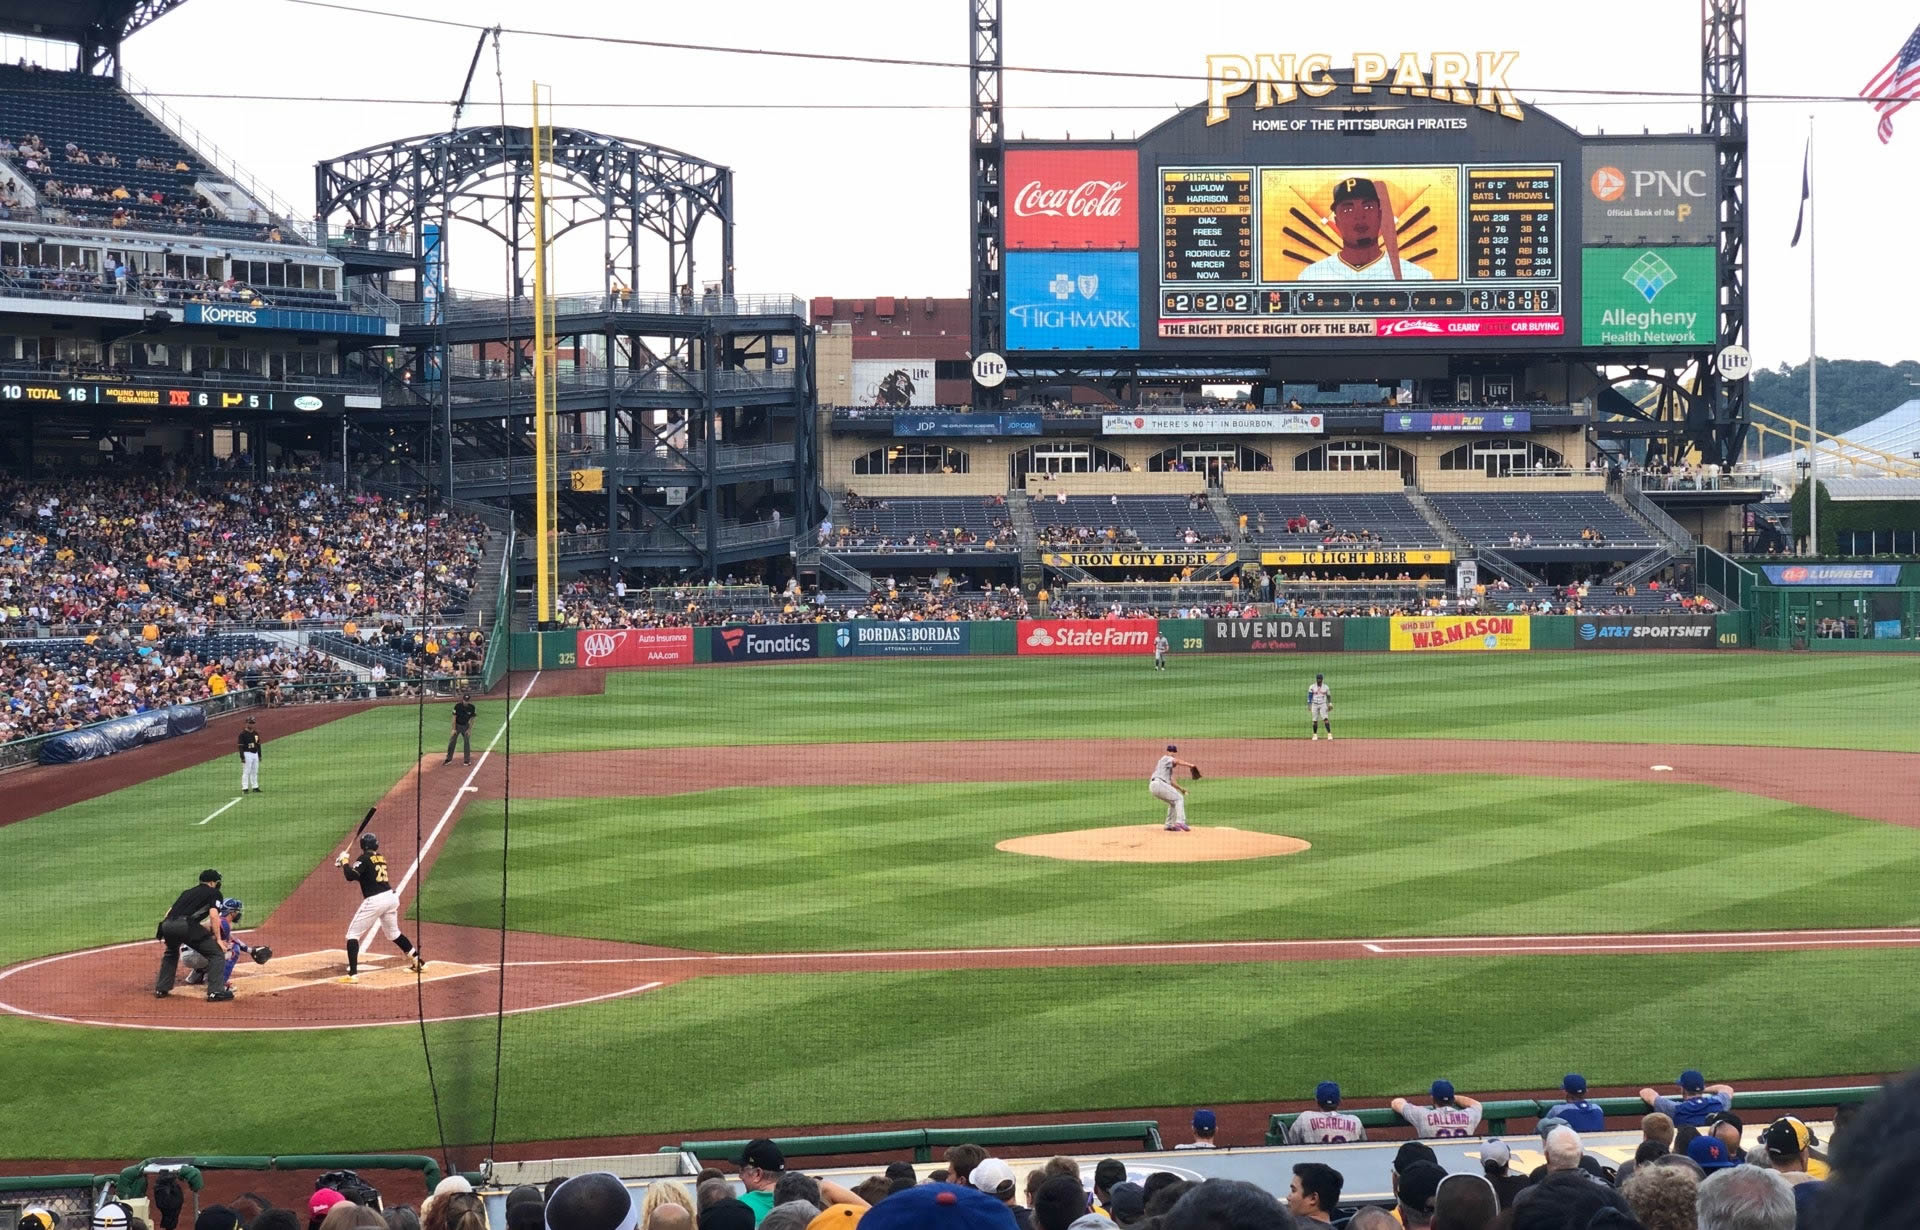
[
  {"left": 1543, "top": 1075, "right": 1606, "bottom": 1133},
  {"left": 1286, "top": 1163, "right": 1342, "bottom": 1224},
  {"left": 1287, "top": 1083, "right": 1366, "bottom": 1144},
  {"left": 1162, "top": 1180, "right": 1293, "bottom": 1230},
  {"left": 1176, "top": 1109, "right": 1218, "bottom": 1149},
  {"left": 1397, "top": 1162, "right": 1447, "bottom": 1228},
  {"left": 735, "top": 1141, "right": 785, "bottom": 1224},
  {"left": 1509, "top": 1173, "right": 1635, "bottom": 1230},
  {"left": 1033, "top": 1176, "right": 1097, "bottom": 1230},
  {"left": 1759, "top": 1118, "right": 1822, "bottom": 1186},
  {"left": 1106, "top": 1184, "right": 1145, "bottom": 1227},
  {"left": 883, "top": 1163, "right": 918, "bottom": 1196},
  {"left": 1091, "top": 1162, "right": 1127, "bottom": 1221},
  {"left": 1393, "top": 1081, "right": 1483, "bottom": 1139},
  {"left": 545, "top": 1174, "right": 637, "bottom": 1230},
  {"left": 1432, "top": 1174, "right": 1498, "bottom": 1230}
]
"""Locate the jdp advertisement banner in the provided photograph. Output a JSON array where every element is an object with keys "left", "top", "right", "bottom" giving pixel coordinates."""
[
  {"left": 1761, "top": 564, "right": 1902, "bottom": 586},
  {"left": 1005, "top": 251, "right": 1141, "bottom": 351},
  {"left": 1390, "top": 615, "right": 1531, "bottom": 652},
  {"left": 1580, "top": 246, "right": 1716, "bottom": 347},
  {"left": 894, "top": 414, "right": 1043, "bottom": 437},
  {"left": 1016, "top": 618, "right": 1157, "bottom": 655},
  {"left": 834, "top": 622, "right": 971, "bottom": 656}
]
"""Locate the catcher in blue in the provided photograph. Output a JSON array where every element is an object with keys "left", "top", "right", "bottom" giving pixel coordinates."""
[
  {"left": 1308, "top": 673, "right": 1333, "bottom": 740},
  {"left": 180, "top": 898, "right": 272, "bottom": 988}
]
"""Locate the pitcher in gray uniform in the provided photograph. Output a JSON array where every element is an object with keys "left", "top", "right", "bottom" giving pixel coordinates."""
[{"left": 1149, "top": 744, "right": 1199, "bottom": 831}]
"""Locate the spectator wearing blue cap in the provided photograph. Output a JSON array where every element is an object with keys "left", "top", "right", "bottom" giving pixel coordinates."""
[
  {"left": 1543, "top": 1074, "right": 1606, "bottom": 1133},
  {"left": 1393, "top": 1080, "right": 1485, "bottom": 1139},
  {"left": 1640, "top": 1070, "right": 1736, "bottom": 1127},
  {"left": 1686, "top": 1135, "right": 1741, "bottom": 1173},
  {"left": 861, "top": 1184, "right": 1016, "bottom": 1230},
  {"left": 1174, "top": 1109, "right": 1217, "bottom": 1149},
  {"left": 1287, "top": 1082, "right": 1366, "bottom": 1144}
]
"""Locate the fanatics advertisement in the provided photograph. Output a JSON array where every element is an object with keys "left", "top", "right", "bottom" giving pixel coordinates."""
[
  {"left": 835, "top": 622, "right": 971, "bottom": 656},
  {"left": 1016, "top": 618, "right": 1157, "bottom": 655},
  {"left": 711, "top": 624, "right": 820, "bottom": 662},
  {"left": 1389, "top": 614, "right": 1531, "bottom": 651},
  {"left": 1381, "top": 410, "right": 1531, "bottom": 433},
  {"left": 1005, "top": 148, "right": 1139, "bottom": 251},
  {"left": 1005, "top": 251, "right": 1141, "bottom": 351},
  {"left": 1580, "top": 246, "right": 1716, "bottom": 347},
  {"left": 1580, "top": 142, "right": 1716, "bottom": 245},
  {"left": 575, "top": 627, "right": 695, "bottom": 668},
  {"left": 1203, "top": 618, "right": 1344, "bottom": 653},
  {"left": 1101, "top": 412, "right": 1322, "bottom": 435},
  {"left": 1572, "top": 616, "right": 1718, "bottom": 647},
  {"left": 850, "top": 359, "right": 936, "bottom": 408}
]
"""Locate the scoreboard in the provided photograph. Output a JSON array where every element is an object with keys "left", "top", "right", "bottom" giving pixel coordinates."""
[
  {"left": 1154, "top": 162, "right": 1565, "bottom": 342},
  {"left": 0, "top": 380, "right": 344, "bottom": 413}
]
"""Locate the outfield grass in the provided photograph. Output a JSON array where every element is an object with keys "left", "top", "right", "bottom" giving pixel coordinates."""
[
  {"left": 4, "top": 947, "right": 1920, "bottom": 1158},
  {"left": 506, "top": 653, "right": 1920, "bottom": 753},
  {"left": 422, "top": 777, "right": 1920, "bottom": 951}
]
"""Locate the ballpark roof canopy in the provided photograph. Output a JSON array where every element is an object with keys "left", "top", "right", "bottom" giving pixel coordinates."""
[{"left": 0, "top": 0, "right": 188, "bottom": 58}]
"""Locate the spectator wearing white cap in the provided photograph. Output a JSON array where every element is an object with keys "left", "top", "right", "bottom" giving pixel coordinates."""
[
  {"left": 1477, "top": 1141, "right": 1527, "bottom": 1209},
  {"left": 971, "top": 1159, "right": 1033, "bottom": 1230},
  {"left": 1175, "top": 1109, "right": 1217, "bottom": 1149}
]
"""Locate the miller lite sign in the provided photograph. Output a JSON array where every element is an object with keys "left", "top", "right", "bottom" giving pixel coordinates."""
[{"left": 1005, "top": 149, "right": 1139, "bottom": 251}]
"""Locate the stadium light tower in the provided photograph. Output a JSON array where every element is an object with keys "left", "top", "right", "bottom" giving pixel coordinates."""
[
  {"left": 1700, "top": 0, "right": 1749, "bottom": 465},
  {"left": 969, "top": 0, "right": 1004, "bottom": 412}
]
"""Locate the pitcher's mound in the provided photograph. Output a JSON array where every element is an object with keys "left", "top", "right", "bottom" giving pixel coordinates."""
[{"left": 998, "top": 825, "right": 1311, "bottom": 863}]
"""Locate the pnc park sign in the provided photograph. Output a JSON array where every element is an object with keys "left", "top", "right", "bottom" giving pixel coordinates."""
[{"left": 1205, "top": 51, "right": 1525, "bottom": 125}]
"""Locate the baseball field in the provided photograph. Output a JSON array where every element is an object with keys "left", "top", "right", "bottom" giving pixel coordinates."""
[{"left": 2, "top": 651, "right": 1918, "bottom": 1162}]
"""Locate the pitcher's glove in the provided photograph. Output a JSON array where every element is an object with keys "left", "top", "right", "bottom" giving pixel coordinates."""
[
  {"left": 1189, "top": 766, "right": 1203, "bottom": 780},
  {"left": 250, "top": 946, "right": 273, "bottom": 965}
]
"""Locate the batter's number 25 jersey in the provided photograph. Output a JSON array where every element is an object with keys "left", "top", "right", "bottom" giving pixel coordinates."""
[{"left": 345, "top": 853, "right": 392, "bottom": 898}]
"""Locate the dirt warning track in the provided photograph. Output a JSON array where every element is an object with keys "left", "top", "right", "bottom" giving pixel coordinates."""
[{"left": 3, "top": 735, "right": 1916, "bottom": 1031}]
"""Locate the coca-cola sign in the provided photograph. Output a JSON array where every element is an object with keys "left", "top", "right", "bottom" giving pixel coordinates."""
[{"left": 1005, "top": 149, "right": 1139, "bottom": 251}]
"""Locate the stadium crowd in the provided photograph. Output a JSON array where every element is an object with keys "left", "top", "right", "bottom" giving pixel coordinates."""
[
  {"left": 0, "top": 473, "right": 490, "bottom": 633},
  {"left": 61, "top": 1068, "right": 1913, "bottom": 1230}
]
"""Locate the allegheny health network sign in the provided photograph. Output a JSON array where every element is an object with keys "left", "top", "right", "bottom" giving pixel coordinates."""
[{"left": 1580, "top": 246, "right": 1716, "bottom": 347}]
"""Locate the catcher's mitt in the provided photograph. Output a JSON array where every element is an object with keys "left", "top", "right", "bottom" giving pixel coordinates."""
[
  {"left": 1189, "top": 766, "right": 1203, "bottom": 780},
  {"left": 250, "top": 946, "right": 273, "bottom": 965}
]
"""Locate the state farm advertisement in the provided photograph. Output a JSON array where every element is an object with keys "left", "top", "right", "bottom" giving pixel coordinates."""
[
  {"left": 1389, "top": 615, "right": 1531, "bottom": 652},
  {"left": 1017, "top": 618, "right": 1157, "bottom": 656},
  {"left": 576, "top": 627, "right": 694, "bottom": 668},
  {"left": 1005, "top": 149, "right": 1139, "bottom": 251}
]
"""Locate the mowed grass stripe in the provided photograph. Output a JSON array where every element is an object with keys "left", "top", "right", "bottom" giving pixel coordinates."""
[
  {"left": 421, "top": 777, "right": 1920, "bottom": 951},
  {"left": 502, "top": 652, "right": 1920, "bottom": 753}
]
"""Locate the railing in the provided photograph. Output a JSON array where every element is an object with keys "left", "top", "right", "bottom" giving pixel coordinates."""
[
  {"left": 119, "top": 70, "right": 313, "bottom": 242},
  {"left": 452, "top": 442, "right": 795, "bottom": 485},
  {"left": 1696, "top": 544, "right": 1758, "bottom": 610},
  {"left": 321, "top": 223, "right": 417, "bottom": 256},
  {"left": 0, "top": 361, "right": 380, "bottom": 396},
  {"left": 1621, "top": 478, "right": 1699, "bottom": 549},
  {"left": 1475, "top": 547, "right": 1546, "bottom": 589},
  {"left": 1631, "top": 470, "right": 1770, "bottom": 492}
]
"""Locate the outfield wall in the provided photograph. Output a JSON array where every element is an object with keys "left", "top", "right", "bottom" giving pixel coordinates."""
[{"left": 510, "top": 613, "right": 1757, "bottom": 670}]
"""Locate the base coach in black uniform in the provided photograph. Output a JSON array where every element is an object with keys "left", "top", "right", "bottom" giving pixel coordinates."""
[
  {"left": 444, "top": 691, "right": 476, "bottom": 765},
  {"left": 155, "top": 868, "right": 234, "bottom": 1001}
]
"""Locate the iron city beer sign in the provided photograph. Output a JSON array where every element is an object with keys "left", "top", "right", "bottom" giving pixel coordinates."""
[
  {"left": 1042, "top": 551, "right": 1235, "bottom": 568},
  {"left": 1205, "top": 51, "right": 1525, "bottom": 125}
]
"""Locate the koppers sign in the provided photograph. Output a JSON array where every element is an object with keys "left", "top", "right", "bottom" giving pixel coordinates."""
[
  {"left": 1204, "top": 618, "right": 1343, "bottom": 653},
  {"left": 835, "top": 622, "right": 970, "bottom": 656},
  {"left": 1390, "top": 614, "right": 1530, "bottom": 651},
  {"left": 1005, "top": 149, "right": 1139, "bottom": 250},
  {"left": 576, "top": 627, "right": 694, "bottom": 667},
  {"left": 1017, "top": 618, "right": 1156, "bottom": 655},
  {"left": 1573, "top": 616, "right": 1717, "bottom": 647},
  {"left": 712, "top": 624, "right": 819, "bottom": 662}
]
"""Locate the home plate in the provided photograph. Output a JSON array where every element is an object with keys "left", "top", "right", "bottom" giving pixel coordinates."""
[
  {"left": 1651, "top": 765, "right": 1674, "bottom": 772},
  {"left": 231, "top": 948, "right": 488, "bottom": 994}
]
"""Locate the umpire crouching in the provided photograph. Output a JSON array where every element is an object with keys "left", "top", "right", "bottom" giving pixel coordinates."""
[{"left": 155, "top": 868, "right": 234, "bottom": 1001}]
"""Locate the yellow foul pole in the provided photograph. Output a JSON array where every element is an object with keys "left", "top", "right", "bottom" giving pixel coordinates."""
[{"left": 530, "top": 82, "right": 554, "bottom": 624}]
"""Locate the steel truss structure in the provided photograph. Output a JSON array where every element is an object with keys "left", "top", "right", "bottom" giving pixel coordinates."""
[{"left": 315, "top": 126, "right": 810, "bottom": 581}]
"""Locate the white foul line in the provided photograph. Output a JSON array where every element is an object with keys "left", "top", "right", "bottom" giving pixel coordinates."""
[
  {"left": 395, "top": 671, "right": 541, "bottom": 898},
  {"left": 197, "top": 797, "right": 243, "bottom": 826}
]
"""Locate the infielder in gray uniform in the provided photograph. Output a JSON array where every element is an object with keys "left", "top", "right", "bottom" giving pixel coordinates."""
[{"left": 1149, "top": 744, "right": 1201, "bottom": 831}]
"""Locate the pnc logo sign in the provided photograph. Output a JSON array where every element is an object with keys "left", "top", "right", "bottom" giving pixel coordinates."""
[{"left": 1589, "top": 166, "right": 1626, "bottom": 201}]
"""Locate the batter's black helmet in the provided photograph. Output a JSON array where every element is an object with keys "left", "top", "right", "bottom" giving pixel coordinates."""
[{"left": 359, "top": 832, "right": 379, "bottom": 851}]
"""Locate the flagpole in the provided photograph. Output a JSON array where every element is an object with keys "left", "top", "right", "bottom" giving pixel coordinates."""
[{"left": 1807, "top": 113, "right": 1819, "bottom": 557}]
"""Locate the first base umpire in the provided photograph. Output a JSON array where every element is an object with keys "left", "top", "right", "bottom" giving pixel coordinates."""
[{"left": 154, "top": 868, "right": 233, "bottom": 1001}]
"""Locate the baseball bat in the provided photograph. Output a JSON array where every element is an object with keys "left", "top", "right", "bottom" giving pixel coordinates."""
[
  {"left": 1286, "top": 206, "right": 1335, "bottom": 247},
  {"left": 354, "top": 807, "right": 376, "bottom": 839},
  {"left": 1281, "top": 226, "right": 1330, "bottom": 256}
]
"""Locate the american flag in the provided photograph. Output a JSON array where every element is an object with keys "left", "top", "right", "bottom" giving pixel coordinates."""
[{"left": 1864, "top": 20, "right": 1920, "bottom": 143}]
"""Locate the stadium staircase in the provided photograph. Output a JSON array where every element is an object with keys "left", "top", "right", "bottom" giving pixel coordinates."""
[
  {"left": 1475, "top": 547, "right": 1547, "bottom": 589},
  {"left": 1405, "top": 489, "right": 1468, "bottom": 550},
  {"left": 806, "top": 495, "right": 874, "bottom": 593},
  {"left": 1005, "top": 489, "right": 1048, "bottom": 593},
  {"left": 463, "top": 533, "right": 510, "bottom": 630},
  {"left": 1615, "top": 481, "right": 1699, "bottom": 555}
]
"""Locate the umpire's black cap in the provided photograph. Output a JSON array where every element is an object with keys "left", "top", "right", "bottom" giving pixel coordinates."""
[{"left": 199, "top": 868, "right": 222, "bottom": 883}]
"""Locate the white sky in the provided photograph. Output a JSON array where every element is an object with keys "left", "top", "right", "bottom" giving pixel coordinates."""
[{"left": 91, "top": 0, "right": 1920, "bottom": 368}]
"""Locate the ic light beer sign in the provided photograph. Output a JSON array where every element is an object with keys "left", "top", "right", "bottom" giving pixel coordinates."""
[{"left": 1205, "top": 52, "right": 1525, "bottom": 124}]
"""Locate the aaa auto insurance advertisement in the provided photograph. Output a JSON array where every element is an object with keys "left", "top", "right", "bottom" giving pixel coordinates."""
[
  {"left": 575, "top": 627, "right": 694, "bottom": 667},
  {"left": 1017, "top": 619, "right": 1157, "bottom": 655}
]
